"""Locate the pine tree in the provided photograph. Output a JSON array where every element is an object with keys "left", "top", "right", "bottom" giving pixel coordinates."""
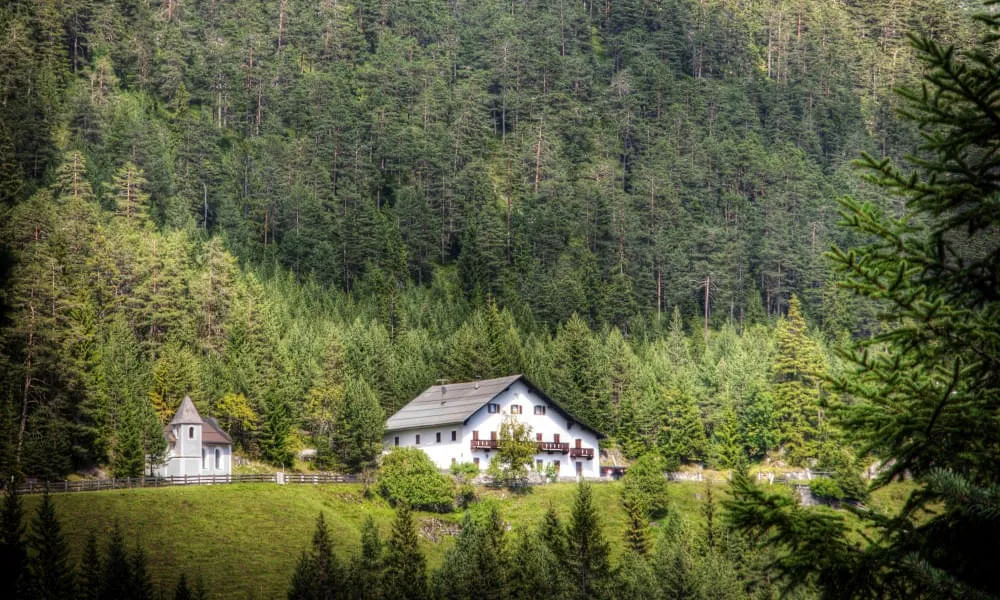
[
  {"left": 538, "top": 504, "right": 566, "bottom": 564},
  {"left": 1, "top": 479, "right": 27, "bottom": 599},
  {"left": 128, "top": 544, "right": 155, "bottom": 600},
  {"left": 383, "top": 504, "right": 427, "bottom": 600},
  {"left": 622, "top": 496, "right": 651, "bottom": 556},
  {"left": 347, "top": 515, "right": 382, "bottom": 600},
  {"left": 565, "top": 482, "right": 611, "bottom": 599},
  {"left": 98, "top": 524, "right": 131, "bottom": 600},
  {"left": 108, "top": 162, "right": 151, "bottom": 225},
  {"left": 288, "top": 513, "right": 342, "bottom": 600},
  {"left": 730, "top": 8, "right": 1000, "bottom": 597},
  {"left": 770, "top": 294, "right": 826, "bottom": 465},
  {"left": 27, "top": 492, "right": 75, "bottom": 600},
  {"left": 331, "top": 379, "right": 384, "bottom": 473},
  {"left": 77, "top": 531, "right": 102, "bottom": 600},
  {"left": 261, "top": 394, "right": 294, "bottom": 467}
]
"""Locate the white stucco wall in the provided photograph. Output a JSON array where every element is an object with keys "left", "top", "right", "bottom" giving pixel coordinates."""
[
  {"left": 384, "top": 380, "right": 601, "bottom": 479},
  {"left": 154, "top": 423, "right": 232, "bottom": 478}
]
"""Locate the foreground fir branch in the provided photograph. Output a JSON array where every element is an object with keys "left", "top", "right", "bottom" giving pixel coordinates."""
[{"left": 730, "top": 4, "right": 1000, "bottom": 598}]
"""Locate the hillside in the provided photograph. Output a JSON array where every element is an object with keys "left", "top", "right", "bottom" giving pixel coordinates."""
[{"left": 21, "top": 481, "right": 914, "bottom": 599}]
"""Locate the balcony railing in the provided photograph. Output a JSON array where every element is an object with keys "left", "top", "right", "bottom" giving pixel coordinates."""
[
  {"left": 570, "top": 447, "right": 595, "bottom": 459},
  {"left": 471, "top": 439, "right": 498, "bottom": 450},
  {"left": 537, "top": 441, "right": 569, "bottom": 453}
]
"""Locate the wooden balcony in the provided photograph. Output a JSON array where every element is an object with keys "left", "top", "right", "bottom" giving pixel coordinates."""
[
  {"left": 570, "top": 447, "right": 595, "bottom": 459},
  {"left": 537, "top": 441, "right": 569, "bottom": 453},
  {"left": 471, "top": 439, "right": 498, "bottom": 451}
]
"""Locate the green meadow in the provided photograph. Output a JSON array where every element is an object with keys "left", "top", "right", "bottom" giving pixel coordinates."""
[{"left": 22, "top": 481, "right": 913, "bottom": 599}]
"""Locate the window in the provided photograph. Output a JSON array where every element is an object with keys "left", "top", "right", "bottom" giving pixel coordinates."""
[
  {"left": 189, "top": 426, "right": 194, "bottom": 439},
  {"left": 201, "top": 448, "right": 206, "bottom": 469},
  {"left": 534, "top": 405, "right": 546, "bottom": 416},
  {"left": 473, "top": 457, "right": 480, "bottom": 468},
  {"left": 451, "top": 458, "right": 456, "bottom": 466},
  {"left": 215, "top": 448, "right": 221, "bottom": 469},
  {"left": 451, "top": 431, "right": 457, "bottom": 441},
  {"left": 536, "top": 433, "right": 543, "bottom": 442},
  {"left": 394, "top": 436, "right": 399, "bottom": 446},
  {"left": 553, "top": 433, "right": 560, "bottom": 443},
  {"left": 536, "top": 459, "right": 543, "bottom": 471},
  {"left": 511, "top": 404, "right": 522, "bottom": 415},
  {"left": 472, "top": 430, "right": 479, "bottom": 440},
  {"left": 487, "top": 403, "right": 500, "bottom": 414},
  {"left": 553, "top": 460, "right": 560, "bottom": 473},
  {"left": 576, "top": 462, "right": 583, "bottom": 476},
  {"left": 415, "top": 434, "right": 421, "bottom": 445},
  {"left": 436, "top": 432, "right": 441, "bottom": 443}
]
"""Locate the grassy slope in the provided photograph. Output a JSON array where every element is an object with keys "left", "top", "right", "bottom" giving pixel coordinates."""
[{"left": 24, "top": 481, "right": 913, "bottom": 599}]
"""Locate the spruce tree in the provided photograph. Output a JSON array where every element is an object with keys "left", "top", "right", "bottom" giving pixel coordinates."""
[
  {"left": 622, "top": 496, "right": 651, "bottom": 556},
  {"left": 128, "top": 543, "right": 154, "bottom": 600},
  {"left": 288, "top": 512, "right": 342, "bottom": 600},
  {"left": 565, "top": 482, "right": 611, "bottom": 599},
  {"left": 77, "top": 531, "right": 102, "bottom": 600},
  {"left": 261, "top": 393, "right": 294, "bottom": 467},
  {"left": 538, "top": 504, "right": 566, "bottom": 564},
  {"left": 1, "top": 479, "right": 27, "bottom": 599},
  {"left": 347, "top": 515, "right": 382, "bottom": 600},
  {"left": 98, "top": 523, "right": 132, "bottom": 600},
  {"left": 730, "top": 7, "right": 1000, "bottom": 597},
  {"left": 27, "top": 492, "right": 75, "bottom": 600},
  {"left": 770, "top": 294, "right": 826, "bottom": 465},
  {"left": 331, "top": 379, "right": 384, "bottom": 473},
  {"left": 383, "top": 504, "right": 427, "bottom": 600}
]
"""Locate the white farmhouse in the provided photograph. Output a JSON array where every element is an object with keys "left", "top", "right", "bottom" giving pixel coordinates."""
[
  {"left": 154, "top": 396, "right": 233, "bottom": 478},
  {"left": 384, "top": 375, "right": 604, "bottom": 479}
]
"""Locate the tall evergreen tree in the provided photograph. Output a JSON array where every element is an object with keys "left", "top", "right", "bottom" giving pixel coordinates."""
[
  {"left": 347, "top": 515, "right": 382, "bottom": 600},
  {"left": 98, "top": 524, "right": 131, "bottom": 600},
  {"left": 331, "top": 379, "right": 384, "bottom": 473},
  {"left": 770, "top": 294, "right": 826, "bottom": 465},
  {"left": 27, "top": 492, "right": 75, "bottom": 600},
  {"left": 1, "top": 479, "right": 27, "bottom": 599},
  {"left": 77, "top": 531, "right": 102, "bottom": 600},
  {"left": 564, "top": 483, "right": 612, "bottom": 599},
  {"left": 288, "top": 512, "right": 342, "bottom": 600},
  {"left": 383, "top": 504, "right": 427, "bottom": 600},
  {"left": 730, "top": 6, "right": 1000, "bottom": 597}
]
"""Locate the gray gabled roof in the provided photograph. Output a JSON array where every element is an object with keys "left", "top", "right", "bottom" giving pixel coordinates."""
[
  {"left": 386, "top": 375, "right": 522, "bottom": 431},
  {"left": 385, "top": 374, "right": 605, "bottom": 438},
  {"left": 169, "top": 396, "right": 202, "bottom": 425}
]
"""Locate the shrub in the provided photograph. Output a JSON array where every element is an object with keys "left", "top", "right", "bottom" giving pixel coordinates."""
[
  {"left": 808, "top": 477, "right": 845, "bottom": 501},
  {"left": 622, "top": 453, "right": 671, "bottom": 518},
  {"left": 378, "top": 447, "right": 454, "bottom": 512},
  {"left": 450, "top": 461, "right": 480, "bottom": 481}
]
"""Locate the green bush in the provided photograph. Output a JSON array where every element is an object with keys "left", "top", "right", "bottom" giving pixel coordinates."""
[
  {"left": 378, "top": 447, "right": 454, "bottom": 512},
  {"left": 622, "top": 453, "right": 671, "bottom": 518},
  {"left": 450, "top": 461, "right": 480, "bottom": 481},
  {"left": 808, "top": 477, "right": 845, "bottom": 501}
]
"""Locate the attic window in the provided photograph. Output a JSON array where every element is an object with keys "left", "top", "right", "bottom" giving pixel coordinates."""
[
  {"left": 534, "top": 406, "right": 546, "bottom": 416},
  {"left": 511, "top": 405, "right": 522, "bottom": 415},
  {"left": 188, "top": 426, "right": 194, "bottom": 439},
  {"left": 487, "top": 403, "right": 500, "bottom": 414}
]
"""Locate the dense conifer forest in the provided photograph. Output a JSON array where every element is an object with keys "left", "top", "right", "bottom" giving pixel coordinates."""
[
  {"left": 0, "top": 0, "right": 975, "bottom": 480},
  {"left": 2, "top": 0, "right": 1000, "bottom": 598}
]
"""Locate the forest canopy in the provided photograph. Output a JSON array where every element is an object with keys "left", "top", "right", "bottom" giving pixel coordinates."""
[{"left": 0, "top": 0, "right": 981, "bottom": 480}]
